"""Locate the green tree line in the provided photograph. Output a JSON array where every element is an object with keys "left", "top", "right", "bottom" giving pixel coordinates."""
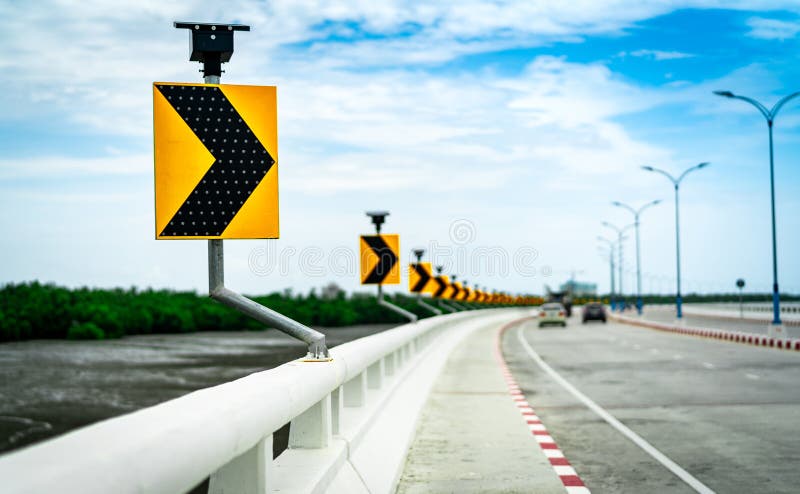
[{"left": 0, "top": 282, "right": 469, "bottom": 342}]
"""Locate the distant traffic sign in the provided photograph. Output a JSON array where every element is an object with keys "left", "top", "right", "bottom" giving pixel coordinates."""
[
  {"left": 450, "top": 281, "right": 463, "bottom": 301},
  {"left": 153, "top": 82, "right": 278, "bottom": 239},
  {"left": 360, "top": 234, "right": 400, "bottom": 285},
  {"left": 409, "top": 262, "right": 435, "bottom": 293},
  {"left": 433, "top": 275, "right": 450, "bottom": 298}
]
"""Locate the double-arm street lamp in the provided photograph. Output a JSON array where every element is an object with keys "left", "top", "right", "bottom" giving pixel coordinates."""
[
  {"left": 642, "top": 163, "right": 709, "bottom": 319},
  {"left": 713, "top": 90, "right": 800, "bottom": 327},
  {"left": 612, "top": 200, "right": 661, "bottom": 315},
  {"left": 602, "top": 221, "right": 634, "bottom": 311}
]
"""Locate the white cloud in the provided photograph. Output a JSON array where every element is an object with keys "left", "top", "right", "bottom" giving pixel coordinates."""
[
  {"left": 623, "top": 49, "right": 695, "bottom": 60},
  {"left": 746, "top": 17, "right": 800, "bottom": 40},
  {"left": 2, "top": 1, "right": 800, "bottom": 294}
]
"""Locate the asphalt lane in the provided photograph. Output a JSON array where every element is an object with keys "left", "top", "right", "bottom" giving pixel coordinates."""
[{"left": 502, "top": 314, "right": 800, "bottom": 494}]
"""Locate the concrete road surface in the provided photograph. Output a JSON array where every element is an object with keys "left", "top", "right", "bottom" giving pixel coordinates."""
[{"left": 502, "top": 314, "right": 800, "bottom": 493}]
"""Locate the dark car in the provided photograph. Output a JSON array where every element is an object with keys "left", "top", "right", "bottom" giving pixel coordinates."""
[{"left": 582, "top": 303, "right": 607, "bottom": 323}]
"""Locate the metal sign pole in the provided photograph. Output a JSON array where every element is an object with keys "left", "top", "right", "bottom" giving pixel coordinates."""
[
  {"left": 412, "top": 249, "right": 442, "bottom": 316},
  {"left": 172, "top": 22, "right": 328, "bottom": 359},
  {"left": 366, "top": 211, "right": 417, "bottom": 323}
]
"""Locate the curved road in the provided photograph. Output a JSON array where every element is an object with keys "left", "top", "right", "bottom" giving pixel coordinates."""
[{"left": 502, "top": 314, "right": 800, "bottom": 493}]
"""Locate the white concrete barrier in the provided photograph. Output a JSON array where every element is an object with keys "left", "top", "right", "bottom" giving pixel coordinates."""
[{"left": 0, "top": 308, "right": 526, "bottom": 494}]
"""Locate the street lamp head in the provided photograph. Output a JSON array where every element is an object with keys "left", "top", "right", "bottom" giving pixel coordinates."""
[
  {"left": 641, "top": 165, "right": 655, "bottom": 172},
  {"left": 651, "top": 199, "right": 663, "bottom": 206},
  {"left": 696, "top": 162, "right": 710, "bottom": 169},
  {"left": 611, "top": 201, "right": 622, "bottom": 207},
  {"left": 713, "top": 90, "right": 735, "bottom": 98},
  {"left": 412, "top": 249, "right": 425, "bottom": 262}
]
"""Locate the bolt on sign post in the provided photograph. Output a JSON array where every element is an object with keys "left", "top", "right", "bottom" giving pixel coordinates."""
[{"left": 156, "top": 22, "right": 328, "bottom": 359}]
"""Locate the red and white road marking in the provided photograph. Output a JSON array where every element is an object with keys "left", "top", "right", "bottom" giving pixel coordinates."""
[
  {"left": 612, "top": 314, "right": 800, "bottom": 351},
  {"left": 495, "top": 319, "right": 591, "bottom": 494}
]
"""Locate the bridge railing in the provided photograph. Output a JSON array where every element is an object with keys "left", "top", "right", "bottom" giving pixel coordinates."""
[{"left": 0, "top": 309, "right": 491, "bottom": 494}]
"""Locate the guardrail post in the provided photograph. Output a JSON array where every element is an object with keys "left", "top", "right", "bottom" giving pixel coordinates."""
[
  {"left": 344, "top": 372, "right": 367, "bottom": 407},
  {"left": 367, "top": 360, "right": 384, "bottom": 389},
  {"left": 288, "top": 395, "right": 332, "bottom": 449},
  {"left": 331, "top": 387, "right": 342, "bottom": 435},
  {"left": 208, "top": 435, "right": 273, "bottom": 494},
  {"left": 384, "top": 352, "right": 396, "bottom": 376}
]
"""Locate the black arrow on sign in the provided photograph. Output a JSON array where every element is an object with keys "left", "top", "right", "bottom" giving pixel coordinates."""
[
  {"left": 363, "top": 235, "right": 397, "bottom": 284},
  {"left": 155, "top": 84, "right": 276, "bottom": 237},
  {"left": 450, "top": 283, "right": 461, "bottom": 300},
  {"left": 410, "top": 263, "right": 432, "bottom": 292},
  {"left": 433, "top": 276, "right": 448, "bottom": 297}
]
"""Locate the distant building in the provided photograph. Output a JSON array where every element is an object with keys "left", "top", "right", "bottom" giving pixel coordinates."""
[{"left": 559, "top": 280, "right": 597, "bottom": 296}]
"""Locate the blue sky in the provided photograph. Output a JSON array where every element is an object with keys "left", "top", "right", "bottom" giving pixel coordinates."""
[{"left": 1, "top": 1, "right": 799, "bottom": 297}]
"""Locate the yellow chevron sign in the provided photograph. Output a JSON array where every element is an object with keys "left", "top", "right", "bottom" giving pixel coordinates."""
[
  {"left": 432, "top": 275, "right": 450, "bottom": 298},
  {"left": 360, "top": 234, "right": 400, "bottom": 285},
  {"left": 409, "top": 262, "right": 435, "bottom": 294},
  {"left": 153, "top": 82, "right": 278, "bottom": 239},
  {"left": 451, "top": 281, "right": 463, "bottom": 301}
]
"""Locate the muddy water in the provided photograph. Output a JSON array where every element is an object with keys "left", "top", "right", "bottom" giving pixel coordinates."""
[{"left": 0, "top": 324, "right": 396, "bottom": 463}]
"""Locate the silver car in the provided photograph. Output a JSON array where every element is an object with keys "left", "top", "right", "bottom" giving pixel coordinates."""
[{"left": 538, "top": 303, "right": 567, "bottom": 327}]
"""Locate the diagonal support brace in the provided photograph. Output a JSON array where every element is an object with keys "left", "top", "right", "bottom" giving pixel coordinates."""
[
  {"left": 208, "top": 240, "right": 329, "bottom": 360},
  {"left": 416, "top": 294, "right": 442, "bottom": 315},
  {"left": 377, "top": 285, "right": 418, "bottom": 323}
]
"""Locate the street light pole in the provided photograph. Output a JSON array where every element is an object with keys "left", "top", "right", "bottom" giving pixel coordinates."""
[
  {"left": 713, "top": 90, "right": 800, "bottom": 328},
  {"left": 602, "top": 221, "right": 633, "bottom": 311},
  {"left": 612, "top": 200, "right": 661, "bottom": 315},
  {"left": 598, "top": 237, "right": 616, "bottom": 310},
  {"left": 642, "top": 163, "right": 709, "bottom": 319}
]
